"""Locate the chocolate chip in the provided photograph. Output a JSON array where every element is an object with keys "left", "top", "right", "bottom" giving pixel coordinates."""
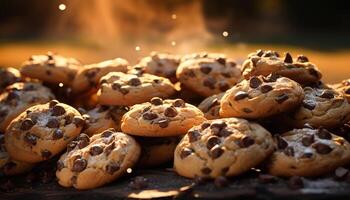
[
  {"left": 101, "top": 129, "right": 114, "bottom": 137},
  {"left": 164, "top": 106, "right": 177, "bottom": 117},
  {"left": 129, "top": 176, "right": 148, "bottom": 189},
  {"left": 260, "top": 85, "right": 273, "bottom": 93},
  {"left": 180, "top": 147, "right": 192, "bottom": 159},
  {"left": 90, "top": 145, "right": 104, "bottom": 156},
  {"left": 173, "top": 99, "right": 185, "bottom": 107},
  {"left": 203, "top": 77, "right": 216, "bottom": 89},
  {"left": 188, "top": 130, "right": 201, "bottom": 142},
  {"left": 214, "top": 176, "right": 228, "bottom": 188},
  {"left": 301, "top": 134, "right": 314, "bottom": 146},
  {"left": 313, "top": 143, "right": 332, "bottom": 154},
  {"left": 51, "top": 105, "right": 66, "bottom": 116},
  {"left": 41, "top": 150, "right": 52, "bottom": 159},
  {"left": 201, "top": 167, "right": 212, "bottom": 174},
  {"left": 219, "top": 128, "right": 232, "bottom": 137},
  {"left": 216, "top": 57, "right": 226, "bottom": 65},
  {"left": 72, "top": 158, "right": 87, "bottom": 172},
  {"left": 234, "top": 91, "right": 249, "bottom": 101},
  {"left": 275, "top": 94, "right": 288, "bottom": 103},
  {"left": 334, "top": 167, "right": 349, "bottom": 180},
  {"left": 64, "top": 115, "right": 73, "bottom": 125},
  {"left": 24, "top": 133, "right": 38, "bottom": 145},
  {"left": 275, "top": 135, "right": 288, "bottom": 149},
  {"left": 67, "top": 141, "right": 77, "bottom": 152},
  {"left": 142, "top": 112, "right": 158, "bottom": 120},
  {"left": 209, "top": 145, "right": 224, "bottom": 159},
  {"left": 319, "top": 90, "right": 334, "bottom": 99},
  {"left": 345, "top": 88, "right": 350, "bottom": 94},
  {"left": 238, "top": 136, "right": 255, "bottom": 148},
  {"left": 77, "top": 134, "right": 90, "bottom": 149},
  {"left": 150, "top": 97, "right": 163, "bottom": 105},
  {"left": 128, "top": 77, "right": 141, "bottom": 86},
  {"left": 200, "top": 65, "right": 212, "bottom": 74},
  {"left": 301, "top": 152, "right": 313, "bottom": 158},
  {"left": 297, "top": 55, "right": 309, "bottom": 63},
  {"left": 49, "top": 100, "right": 59, "bottom": 108},
  {"left": 288, "top": 176, "right": 304, "bottom": 189},
  {"left": 20, "top": 118, "right": 35, "bottom": 130},
  {"left": 112, "top": 82, "right": 121, "bottom": 90},
  {"left": 46, "top": 118, "right": 60, "bottom": 128},
  {"left": 201, "top": 123, "right": 210, "bottom": 130},
  {"left": 256, "top": 49, "right": 264, "bottom": 57},
  {"left": 218, "top": 82, "right": 230, "bottom": 92},
  {"left": 308, "top": 68, "right": 320, "bottom": 78},
  {"left": 207, "top": 136, "right": 221, "bottom": 149},
  {"left": 317, "top": 128, "right": 332, "bottom": 140},
  {"left": 157, "top": 118, "right": 169, "bottom": 128},
  {"left": 284, "top": 52, "right": 293, "bottom": 63},
  {"left": 263, "top": 74, "right": 280, "bottom": 82},
  {"left": 186, "top": 70, "right": 196, "bottom": 77},
  {"left": 106, "top": 162, "right": 120, "bottom": 175},
  {"left": 284, "top": 146, "right": 294, "bottom": 156},
  {"left": 73, "top": 116, "right": 85, "bottom": 127},
  {"left": 302, "top": 100, "right": 316, "bottom": 110},
  {"left": 258, "top": 174, "right": 277, "bottom": 183},
  {"left": 52, "top": 129, "right": 64, "bottom": 140},
  {"left": 249, "top": 77, "right": 262, "bottom": 88}
]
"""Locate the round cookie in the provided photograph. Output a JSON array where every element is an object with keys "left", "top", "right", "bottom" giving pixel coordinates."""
[
  {"left": 56, "top": 129, "right": 141, "bottom": 189},
  {"left": 267, "top": 126, "right": 350, "bottom": 177},
  {"left": 5, "top": 100, "right": 84, "bottom": 163},
  {"left": 176, "top": 56, "right": 241, "bottom": 97},
  {"left": 20, "top": 52, "right": 81, "bottom": 85},
  {"left": 136, "top": 136, "right": 180, "bottom": 167},
  {"left": 0, "top": 82, "right": 55, "bottom": 132},
  {"left": 241, "top": 50, "right": 322, "bottom": 85},
  {"left": 198, "top": 93, "right": 224, "bottom": 120},
  {"left": 83, "top": 105, "right": 129, "bottom": 136},
  {"left": 72, "top": 58, "right": 129, "bottom": 94},
  {"left": 131, "top": 52, "right": 180, "bottom": 82},
  {"left": 283, "top": 87, "right": 350, "bottom": 128},
  {"left": 97, "top": 72, "right": 176, "bottom": 106},
  {"left": 331, "top": 79, "right": 350, "bottom": 102},
  {"left": 174, "top": 118, "right": 274, "bottom": 178},
  {"left": 121, "top": 98, "right": 206, "bottom": 137},
  {"left": 220, "top": 75, "right": 304, "bottom": 119},
  {"left": 0, "top": 134, "right": 34, "bottom": 176},
  {"left": 0, "top": 67, "right": 21, "bottom": 92}
]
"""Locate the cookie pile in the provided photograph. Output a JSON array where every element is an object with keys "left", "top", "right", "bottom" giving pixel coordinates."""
[{"left": 1, "top": 50, "right": 350, "bottom": 190}]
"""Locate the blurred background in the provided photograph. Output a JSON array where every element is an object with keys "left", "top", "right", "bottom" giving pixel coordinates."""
[{"left": 0, "top": 0, "right": 349, "bottom": 83}]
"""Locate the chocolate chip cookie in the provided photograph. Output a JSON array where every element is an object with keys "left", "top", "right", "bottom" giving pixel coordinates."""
[
  {"left": 331, "top": 79, "right": 350, "bottom": 102},
  {"left": 241, "top": 50, "right": 322, "bottom": 85},
  {"left": 72, "top": 58, "right": 129, "bottom": 94},
  {"left": 131, "top": 52, "right": 180, "bottom": 82},
  {"left": 0, "top": 67, "right": 21, "bottom": 92},
  {"left": 0, "top": 134, "right": 34, "bottom": 176},
  {"left": 56, "top": 129, "right": 141, "bottom": 189},
  {"left": 283, "top": 87, "right": 350, "bottom": 128},
  {"left": 0, "top": 82, "right": 55, "bottom": 132},
  {"left": 198, "top": 93, "right": 224, "bottom": 120},
  {"left": 5, "top": 100, "right": 84, "bottom": 163},
  {"left": 83, "top": 105, "right": 129, "bottom": 136},
  {"left": 97, "top": 72, "right": 176, "bottom": 106},
  {"left": 176, "top": 55, "right": 241, "bottom": 97},
  {"left": 174, "top": 118, "right": 274, "bottom": 178},
  {"left": 267, "top": 126, "right": 350, "bottom": 177},
  {"left": 220, "top": 75, "right": 304, "bottom": 119},
  {"left": 121, "top": 98, "right": 206, "bottom": 137},
  {"left": 21, "top": 52, "right": 81, "bottom": 85}
]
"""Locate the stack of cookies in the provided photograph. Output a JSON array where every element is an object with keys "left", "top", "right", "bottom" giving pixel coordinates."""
[{"left": 1, "top": 50, "right": 350, "bottom": 190}]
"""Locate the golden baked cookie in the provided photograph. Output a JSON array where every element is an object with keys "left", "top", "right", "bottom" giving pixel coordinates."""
[
  {"left": 267, "top": 126, "right": 350, "bottom": 177},
  {"left": 72, "top": 58, "right": 129, "bottom": 94},
  {"left": 331, "top": 79, "right": 350, "bottom": 102},
  {"left": 220, "top": 75, "right": 304, "bottom": 119},
  {"left": 241, "top": 50, "right": 322, "bottom": 85},
  {"left": 56, "top": 129, "right": 141, "bottom": 189},
  {"left": 20, "top": 52, "right": 81, "bottom": 85},
  {"left": 176, "top": 55, "right": 241, "bottom": 97},
  {"left": 0, "top": 82, "right": 55, "bottom": 132},
  {"left": 97, "top": 72, "right": 176, "bottom": 106},
  {"left": 174, "top": 118, "right": 274, "bottom": 178},
  {"left": 121, "top": 98, "right": 206, "bottom": 137},
  {"left": 0, "top": 67, "right": 21, "bottom": 92},
  {"left": 198, "top": 93, "right": 224, "bottom": 120},
  {"left": 5, "top": 100, "right": 84, "bottom": 163}
]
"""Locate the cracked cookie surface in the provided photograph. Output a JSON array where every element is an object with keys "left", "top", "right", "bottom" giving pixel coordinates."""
[
  {"left": 121, "top": 98, "right": 206, "bottom": 137},
  {"left": 56, "top": 129, "right": 141, "bottom": 189},
  {"left": 21, "top": 52, "right": 81, "bottom": 85},
  {"left": 97, "top": 72, "right": 176, "bottom": 106},
  {"left": 267, "top": 126, "right": 350, "bottom": 177},
  {"left": 220, "top": 75, "right": 304, "bottom": 119},
  {"left": 241, "top": 50, "right": 322, "bottom": 85},
  {"left": 174, "top": 118, "right": 274, "bottom": 178},
  {"left": 5, "top": 100, "right": 84, "bottom": 163},
  {"left": 0, "top": 82, "right": 55, "bottom": 132}
]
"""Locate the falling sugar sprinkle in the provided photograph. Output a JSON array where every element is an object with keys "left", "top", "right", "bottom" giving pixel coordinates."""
[
  {"left": 58, "top": 4, "right": 66, "bottom": 11},
  {"left": 127, "top": 168, "right": 133, "bottom": 173},
  {"left": 222, "top": 31, "right": 229, "bottom": 37},
  {"left": 135, "top": 46, "right": 141, "bottom": 51}
]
